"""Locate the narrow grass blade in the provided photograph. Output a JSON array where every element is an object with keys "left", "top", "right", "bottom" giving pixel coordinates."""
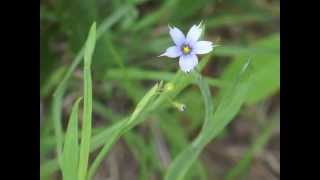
[
  {"left": 53, "top": 6, "right": 129, "bottom": 97},
  {"left": 225, "top": 116, "right": 279, "bottom": 180},
  {"left": 61, "top": 97, "right": 82, "bottom": 180},
  {"left": 105, "top": 68, "right": 225, "bottom": 87},
  {"left": 133, "top": 0, "right": 179, "bottom": 31},
  {"left": 158, "top": 113, "right": 209, "bottom": 179},
  {"left": 52, "top": 86, "right": 64, "bottom": 166},
  {"left": 78, "top": 22, "right": 96, "bottom": 180},
  {"left": 94, "top": 99, "right": 150, "bottom": 179},
  {"left": 87, "top": 82, "right": 162, "bottom": 179},
  {"left": 165, "top": 60, "right": 252, "bottom": 180},
  {"left": 164, "top": 70, "right": 214, "bottom": 180},
  {"left": 221, "top": 34, "right": 279, "bottom": 104},
  {"left": 40, "top": 66, "right": 66, "bottom": 97},
  {"left": 206, "top": 13, "right": 274, "bottom": 29},
  {"left": 39, "top": 53, "right": 214, "bottom": 176}
]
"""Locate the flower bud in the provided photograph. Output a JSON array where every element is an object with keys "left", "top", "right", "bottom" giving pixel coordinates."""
[
  {"left": 164, "top": 83, "right": 174, "bottom": 92},
  {"left": 172, "top": 101, "right": 186, "bottom": 112}
]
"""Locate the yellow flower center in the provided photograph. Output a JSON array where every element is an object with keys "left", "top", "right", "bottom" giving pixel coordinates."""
[{"left": 182, "top": 45, "right": 191, "bottom": 54}]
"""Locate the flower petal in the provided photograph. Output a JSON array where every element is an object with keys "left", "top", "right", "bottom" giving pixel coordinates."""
[
  {"left": 159, "top": 46, "right": 182, "bottom": 58},
  {"left": 194, "top": 41, "right": 213, "bottom": 54},
  {"left": 179, "top": 54, "right": 198, "bottom": 73},
  {"left": 186, "top": 23, "right": 202, "bottom": 44},
  {"left": 169, "top": 26, "right": 185, "bottom": 46}
]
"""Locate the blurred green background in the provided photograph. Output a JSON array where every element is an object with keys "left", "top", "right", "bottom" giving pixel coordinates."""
[{"left": 40, "top": 0, "right": 279, "bottom": 179}]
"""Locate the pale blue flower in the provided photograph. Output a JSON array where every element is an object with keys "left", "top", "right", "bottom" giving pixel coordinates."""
[{"left": 160, "top": 23, "right": 214, "bottom": 73}]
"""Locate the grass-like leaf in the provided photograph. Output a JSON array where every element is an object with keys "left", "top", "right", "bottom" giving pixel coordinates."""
[
  {"left": 53, "top": 5, "right": 130, "bottom": 97},
  {"left": 87, "top": 82, "right": 162, "bottom": 179},
  {"left": 40, "top": 66, "right": 66, "bottom": 97},
  {"left": 221, "top": 34, "right": 279, "bottom": 104},
  {"left": 86, "top": 53, "right": 214, "bottom": 179},
  {"left": 163, "top": 70, "right": 214, "bottom": 180},
  {"left": 40, "top": 53, "right": 214, "bottom": 177},
  {"left": 105, "top": 67, "right": 225, "bottom": 87},
  {"left": 206, "top": 13, "right": 274, "bottom": 29},
  {"left": 52, "top": 86, "right": 64, "bottom": 166},
  {"left": 225, "top": 115, "right": 279, "bottom": 180},
  {"left": 78, "top": 22, "right": 96, "bottom": 180},
  {"left": 165, "top": 60, "right": 252, "bottom": 180},
  {"left": 158, "top": 112, "right": 208, "bottom": 179},
  {"left": 61, "top": 97, "right": 82, "bottom": 180},
  {"left": 41, "top": 1, "right": 280, "bottom": 179},
  {"left": 133, "top": 0, "right": 179, "bottom": 31}
]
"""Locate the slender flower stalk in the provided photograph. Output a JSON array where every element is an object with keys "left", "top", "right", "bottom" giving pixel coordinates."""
[{"left": 160, "top": 23, "right": 214, "bottom": 73}]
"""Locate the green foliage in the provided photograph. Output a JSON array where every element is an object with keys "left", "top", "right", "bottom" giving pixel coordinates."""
[
  {"left": 165, "top": 60, "right": 252, "bottom": 180},
  {"left": 78, "top": 22, "right": 96, "bottom": 180},
  {"left": 40, "top": 0, "right": 279, "bottom": 179},
  {"left": 53, "top": 5, "right": 130, "bottom": 97},
  {"left": 221, "top": 34, "right": 280, "bottom": 104},
  {"left": 61, "top": 98, "right": 82, "bottom": 180},
  {"left": 51, "top": 85, "right": 64, "bottom": 166},
  {"left": 87, "top": 82, "right": 162, "bottom": 179}
]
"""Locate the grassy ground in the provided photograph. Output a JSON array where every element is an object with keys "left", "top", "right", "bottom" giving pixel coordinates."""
[{"left": 40, "top": 0, "right": 279, "bottom": 179}]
